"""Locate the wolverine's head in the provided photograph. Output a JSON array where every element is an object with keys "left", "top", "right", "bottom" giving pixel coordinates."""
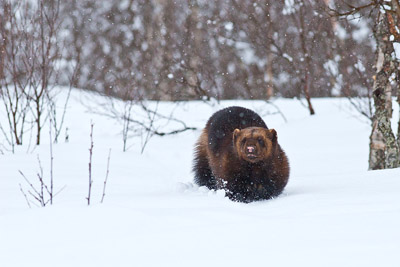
[{"left": 233, "top": 127, "right": 277, "bottom": 163}]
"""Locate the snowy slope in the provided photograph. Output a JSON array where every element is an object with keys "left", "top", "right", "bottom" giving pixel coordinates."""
[{"left": 0, "top": 89, "right": 399, "bottom": 267}]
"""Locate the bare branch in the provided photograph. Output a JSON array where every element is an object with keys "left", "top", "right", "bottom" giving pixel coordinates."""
[
  {"left": 18, "top": 170, "right": 42, "bottom": 202},
  {"left": 87, "top": 122, "right": 94, "bottom": 205},
  {"left": 19, "top": 183, "right": 31, "bottom": 208},
  {"left": 265, "top": 101, "right": 288, "bottom": 123},
  {"left": 327, "top": 1, "right": 378, "bottom": 17},
  {"left": 49, "top": 118, "right": 54, "bottom": 204},
  {"left": 101, "top": 149, "right": 112, "bottom": 204}
]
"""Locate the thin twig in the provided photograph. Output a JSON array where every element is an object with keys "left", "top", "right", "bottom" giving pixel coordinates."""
[
  {"left": 19, "top": 170, "right": 42, "bottom": 203},
  {"left": 19, "top": 183, "right": 31, "bottom": 208},
  {"left": 49, "top": 119, "right": 54, "bottom": 204},
  {"left": 101, "top": 149, "right": 112, "bottom": 204},
  {"left": 265, "top": 100, "right": 288, "bottom": 123},
  {"left": 87, "top": 122, "right": 94, "bottom": 205},
  {"left": 141, "top": 101, "right": 159, "bottom": 154},
  {"left": 53, "top": 185, "right": 67, "bottom": 198},
  {"left": 27, "top": 190, "right": 43, "bottom": 205},
  {"left": 18, "top": 150, "right": 62, "bottom": 207},
  {"left": 122, "top": 100, "right": 134, "bottom": 152},
  {"left": 327, "top": 1, "right": 378, "bottom": 17},
  {"left": 36, "top": 155, "right": 45, "bottom": 206},
  {"left": 86, "top": 99, "right": 197, "bottom": 152}
]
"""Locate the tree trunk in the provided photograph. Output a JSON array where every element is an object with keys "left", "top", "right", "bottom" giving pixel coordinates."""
[
  {"left": 397, "top": 90, "right": 400, "bottom": 155},
  {"left": 299, "top": 4, "right": 315, "bottom": 115},
  {"left": 266, "top": 51, "right": 274, "bottom": 99},
  {"left": 264, "top": 3, "right": 274, "bottom": 100},
  {"left": 397, "top": 67, "right": 400, "bottom": 157},
  {"left": 369, "top": 11, "right": 399, "bottom": 170},
  {"left": 392, "top": 0, "right": 400, "bottom": 164}
]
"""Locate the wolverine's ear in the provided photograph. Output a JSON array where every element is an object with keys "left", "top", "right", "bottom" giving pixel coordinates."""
[
  {"left": 269, "top": 129, "right": 277, "bottom": 142},
  {"left": 233, "top": 129, "right": 240, "bottom": 141}
]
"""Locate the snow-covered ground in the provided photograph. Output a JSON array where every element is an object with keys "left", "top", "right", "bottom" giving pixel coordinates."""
[{"left": 1, "top": 89, "right": 399, "bottom": 267}]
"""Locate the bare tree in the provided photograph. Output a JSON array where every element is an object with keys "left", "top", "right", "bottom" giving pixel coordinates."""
[
  {"left": 369, "top": 2, "right": 399, "bottom": 169},
  {"left": 54, "top": 0, "right": 375, "bottom": 103},
  {"left": 296, "top": 0, "right": 316, "bottom": 115},
  {"left": 48, "top": 61, "right": 79, "bottom": 144},
  {"left": 0, "top": 1, "right": 31, "bottom": 150},
  {"left": 1, "top": 0, "right": 64, "bottom": 150},
  {"left": 85, "top": 81, "right": 197, "bottom": 152},
  {"left": 18, "top": 136, "right": 65, "bottom": 207},
  {"left": 19, "top": 158, "right": 65, "bottom": 208},
  {"left": 27, "top": 0, "right": 61, "bottom": 145},
  {"left": 330, "top": 1, "right": 399, "bottom": 169}
]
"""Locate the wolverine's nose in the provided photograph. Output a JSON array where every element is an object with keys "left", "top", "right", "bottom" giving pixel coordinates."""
[{"left": 246, "top": 146, "right": 255, "bottom": 153}]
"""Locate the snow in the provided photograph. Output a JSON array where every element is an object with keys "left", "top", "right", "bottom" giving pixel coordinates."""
[
  {"left": 351, "top": 19, "right": 371, "bottom": 44},
  {"left": 335, "top": 24, "right": 348, "bottom": 40},
  {"left": 393, "top": 42, "right": 400, "bottom": 60},
  {"left": 283, "top": 0, "right": 296, "bottom": 15},
  {"left": 224, "top": 22, "right": 233, "bottom": 31},
  {"left": 282, "top": 53, "right": 293, "bottom": 62},
  {"left": 1, "top": 89, "right": 400, "bottom": 267}
]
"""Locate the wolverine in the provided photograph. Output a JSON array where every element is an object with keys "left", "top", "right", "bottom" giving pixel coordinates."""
[{"left": 193, "top": 106, "right": 289, "bottom": 202}]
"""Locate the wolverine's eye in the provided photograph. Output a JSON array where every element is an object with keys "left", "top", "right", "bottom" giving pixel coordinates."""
[
  {"left": 241, "top": 138, "right": 247, "bottom": 144},
  {"left": 258, "top": 138, "right": 265, "bottom": 147}
]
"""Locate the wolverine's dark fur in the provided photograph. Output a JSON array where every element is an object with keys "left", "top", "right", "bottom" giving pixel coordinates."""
[{"left": 193, "top": 106, "right": 289, "bottom": 203}]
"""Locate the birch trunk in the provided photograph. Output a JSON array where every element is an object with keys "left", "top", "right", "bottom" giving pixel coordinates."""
[
  {"left": 368, "top": 11, "right": 399, "bottom": 170},
  {"left": 397, "top": 91, "right": 400, "bottom": 154},
  {"left": 392, "top": 0, "right": 400, "bottom": 164}
]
